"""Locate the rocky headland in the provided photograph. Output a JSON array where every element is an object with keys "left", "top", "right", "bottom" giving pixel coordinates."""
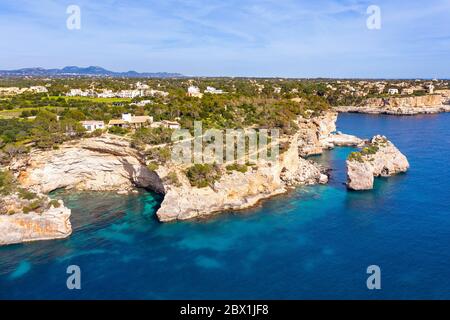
[
  {"left": 335, "top": 94, "right": 450, "bottom": 115},
  {"left": 346, "top": 135, "right": 409, "bottom": 190},
  {"left": 0, "top": 111, "right": 377, "bottom": 244},
  {"left": 0, "top": 193, "right": 71, "bottom": 245}
]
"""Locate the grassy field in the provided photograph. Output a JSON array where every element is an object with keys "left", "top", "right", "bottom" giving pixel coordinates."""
[
  {"left": 48, "top": 96, "right": 132, "bottom": 103},
  {"left": 0, "top": 106, "right": 61, "bottom": 119}
]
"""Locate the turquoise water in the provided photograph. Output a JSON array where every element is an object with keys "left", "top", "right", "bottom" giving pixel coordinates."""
[{"left": 1, "top": 113, "right": 450, "bottom": 299}]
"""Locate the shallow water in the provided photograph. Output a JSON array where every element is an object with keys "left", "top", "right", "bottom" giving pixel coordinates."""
[{"left": 1, "top": 113, "right": 450, "bottom": 299}]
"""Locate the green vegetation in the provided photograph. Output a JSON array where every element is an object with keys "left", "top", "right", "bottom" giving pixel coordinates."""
[
  {"left": 108, "top": 126, "right": 129, "bottom": 136},
  {"left": 0, "top": 170, "right": 15, "bottom": 195},
  {"left": 22, "top": 199, "right": 44, "bottom": 214},
  {"left": 226, "top": 163, "right": 248, "bottom": 173},
  {"left": 348, "top": 152, "right": 364, "bottom": 163},
  {"left": 348, "top": 144, "right": 380, "bottom": 163},
  {"left": 132, "top": 127, "right": 173, "bottom": 146},
  {"left": 48, "top": 199, "right": 61, "bottom": 209},
  {"left": 18, "top": 188, "right": 38, "bottom": 200},
  {"left": 147, "top": 162, "right": 159, "bottom": 171},
  {"left": 165, "top": 171, "right": 181, "bottom": 187},
  {"left": 186, "top": 164, "right": 222, "bottom": 188},
  {"left": 361, "top": 145, "right": 379, "bottom": 156},
  {"left": 145, "top": 147, "right": 171, "bottom": 164}
]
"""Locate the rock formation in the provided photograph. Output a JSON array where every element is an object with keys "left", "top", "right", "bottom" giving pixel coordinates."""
[
  {"left": 346, "top": 135, "right": 409, "bottom": 190},
  {"left": 335, "top": 94, "right": 450, "bottom": 115},
  {"left": 15, "top": 135, "right": 164, "bottom": 194},
  {"left": 4, "top": 111, "right": 370, "bottom": 229},
  {"left": 156, "top": 132, "right": 328, "bottom": 222},
  {"left": 0, "top": 194, "right": 72, "bottom": 246},
  {"left": 297, "top": 112, "right": 337, "bottom": 156}
]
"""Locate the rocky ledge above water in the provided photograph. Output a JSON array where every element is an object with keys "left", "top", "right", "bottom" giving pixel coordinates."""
[
  {"left": 0, "top": 193, "right": 72, "bottom": 246},
  {"left": 346, "top": 135, "right": 410, "bottom": 190}
]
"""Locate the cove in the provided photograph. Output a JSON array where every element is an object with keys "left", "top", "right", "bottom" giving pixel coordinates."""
[{"left": 1, "top": 113, "right": 450, "bottom": 299}]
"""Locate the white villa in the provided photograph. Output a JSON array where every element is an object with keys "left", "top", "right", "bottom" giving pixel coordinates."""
[
  {"left": 204, "top": 86, "right": 224, "bottom": 94},
  {"left": 80, "top": 120, "right": 105, "bottom": 132},
  {"left": 108, "top": 113, "right": 153, "bottom": 129},
  {"left": 388, "top": 88, "right": 399, "bottom": 95},
  {"left": 187, "top": 86, "right": 203, "bottom": 98}
]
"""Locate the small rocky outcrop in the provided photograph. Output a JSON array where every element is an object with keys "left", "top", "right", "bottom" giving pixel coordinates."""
[
  {"left": 325, "top": 132, "right": 365, "bottom": 147},
  {"left": 0, "top": 193, "right": 72, "bottom": 245},
  {"left": 346, "top": 135, "right": 409, "bottom": 190}
]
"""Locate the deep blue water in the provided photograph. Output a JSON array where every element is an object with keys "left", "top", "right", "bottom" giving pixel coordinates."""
[{"left": 1, "top": 113, "right": 450, "bottom": 299}]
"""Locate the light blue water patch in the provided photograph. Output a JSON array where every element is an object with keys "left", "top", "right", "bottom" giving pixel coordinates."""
[
  {"left": 195, "top": 256, "right": 224, "bottom": 269},
  {"left": 8, "top": 261, "right": 31, "bottom": 280}
]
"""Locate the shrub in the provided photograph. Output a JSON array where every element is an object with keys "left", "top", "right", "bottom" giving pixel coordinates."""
[
  {"left": 18, "top": 188, "right": 37, "bottom": 200},
  {"left": 0, "top": 170, "right": 15, "bottom": 195},
  {"left": 226, "top": 163, "right": 248, "bottom": 173},
  {"left": 165, "top": 171, "right": 181, "bottom": 187},
  {"left": 146, "top": 147, "right": 171, "bottom": 164},
  {"left": 132, "top": 127, "right": 173, "bottom": 146},
  {"left": 22, "top": 199, "right": 44, "bottom": 213},
  {"left": 48, "top": 199, "right": 61, "bottom": 208},
  {"left": 147, "top": 162, "right": 159, "bottom": 171},
  {"left": 108, "top": 126, "right": 129, "bottom": 136},
  {"left": 186, "top": 164, "right": 221, "bottom": 188},
  {"left": 348, "top": 152, "right": 364, "bottom": 163}
]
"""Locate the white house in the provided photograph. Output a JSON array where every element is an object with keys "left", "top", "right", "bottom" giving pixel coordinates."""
[
  {"left": 80, "top": 120, "right": 105, "bottom": 132},
  {"left": 28, "top": 86, "right": 48, "bottom": 93},
  {"left": 204, "top": 86, "right": 224, "bottom": 94},
  {"left": 161, "top": 120, "right": 181, "bottom": 129},
  {"left": 187, "top": 86, "right": 203, "bottom": 98},
  {"left": 108, "top": 113, "right": 153, "bottom": 129},
  {"left": 388, "top": 88, "right": 399, "bottom": 95}
]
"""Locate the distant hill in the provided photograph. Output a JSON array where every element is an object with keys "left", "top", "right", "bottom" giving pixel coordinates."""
[{"left": 0, "top": 66, "right": 184, "bottom": 78}]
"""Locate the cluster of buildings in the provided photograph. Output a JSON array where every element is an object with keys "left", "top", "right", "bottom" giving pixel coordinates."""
[
  {"left": 329, "top": 80, "right": 443, "bottom": 97},
  {"left": 187, "top": 85, "right": 225, "bottom": 98},
  {"left": 0, "top": 86, "right": 48, "bottom": 96},
  {"left": 80, "top": 113, "right": 180, "bottom": 133},
  {"left": 66, "top": 82, "right": 169, "bottom": 99}
]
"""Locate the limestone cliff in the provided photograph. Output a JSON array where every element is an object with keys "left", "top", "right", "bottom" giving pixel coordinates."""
[
  {"left": 297, "top": 112, "right": 337, "bottom": 156},
  {"left": 335, "top": 94, "right": 450, "bottom": 115},
  {"left": 346, "top": 135, "right": 409, "bottom": 190},
  {"left": 15, "top": 135, "right": 164, "bottom": 194},
  {"left": 156, "top": 132, "right": 328, "bottom": 222},
  {"left": 0, "top": 194, "right": 72, "bottom": 246}
]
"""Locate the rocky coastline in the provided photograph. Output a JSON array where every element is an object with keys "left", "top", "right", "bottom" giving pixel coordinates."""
[
  {"left": 335, "top": 94, "right": 450, "bottom": 115},
  {"left": 0, "top": 111, "right": 394, "bottom": 244}
]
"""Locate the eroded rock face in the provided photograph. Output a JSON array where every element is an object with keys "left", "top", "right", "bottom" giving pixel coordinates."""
[
  {"left": 14, "top": 135, "right": 164, "bottom": 194},
  {"left": 156, "top": 132, "right": 328, "bottom": 222},
  {"left": 346, "top": 135, "right": 410, "bottom": 190},
  {"left": 297, "top": 112, "right": 338, "bottom": 156},
  {"left": 335, "top": 94, "right": 450, "bottom": 115},
  {"left": 8, "top": 113, "right": 339, "bottom": 224},
  {"left": 0, "top": 195, "right": 72, "bottom": 246}
]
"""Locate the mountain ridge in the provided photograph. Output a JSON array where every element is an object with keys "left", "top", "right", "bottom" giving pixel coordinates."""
[{"left": 0, "top": 66, "right": 184, "bottom": 78}]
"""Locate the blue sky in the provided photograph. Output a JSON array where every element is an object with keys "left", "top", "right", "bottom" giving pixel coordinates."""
[{"left": 0, "top": 0, "right": 449, "bottom": 78}]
